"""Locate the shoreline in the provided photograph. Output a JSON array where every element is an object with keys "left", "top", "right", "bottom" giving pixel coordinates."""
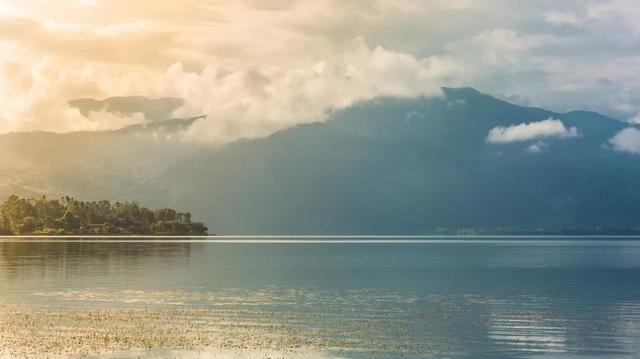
[{"left": 2, "top": 235, "right": 640, "bottom": 244}]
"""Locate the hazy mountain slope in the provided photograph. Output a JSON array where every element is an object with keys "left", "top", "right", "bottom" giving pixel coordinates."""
[
  {"left": 0, "top": 118, "right": 201, "bottom": 202},
  {"left": 2, "top": 89, "right": 640, "bottom": 234},
  {"left": 144, "top": 88, "right": 640, "bottom": 234}
]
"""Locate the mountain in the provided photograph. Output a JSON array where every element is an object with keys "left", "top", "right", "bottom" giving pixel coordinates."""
[
  {"left": 0, "top": 117, "right": 202, "bottom": 201},
  {"left": 115, "top": 116, "right": 206, "bottom": 134},
  {"left": 3, "top": 88, "right": 640, "bottom": 234},
  {"left": 69, "top": 96, "right": 184, "bottom": 122}
]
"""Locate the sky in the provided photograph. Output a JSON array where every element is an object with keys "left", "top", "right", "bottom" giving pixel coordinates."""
[{"left": 1, "top": 0, "right": 640, "bottom": 143}]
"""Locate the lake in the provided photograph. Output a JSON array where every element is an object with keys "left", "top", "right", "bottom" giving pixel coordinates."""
[{"left": 0, "top": 238, "right": 639, "bottom": 358}]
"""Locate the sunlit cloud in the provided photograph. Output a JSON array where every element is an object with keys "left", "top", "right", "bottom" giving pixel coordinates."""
[{"left": 0, "top": 0, "right": 640, "bottom": 142}]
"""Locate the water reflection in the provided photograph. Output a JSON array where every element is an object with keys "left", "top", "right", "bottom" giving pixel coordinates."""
[
  {"left": 484, "top": 295, "right": 640, "bottom": 357},
  {"left": 0, "top": 239, "right": 639, "bottom": 358},
  {"left": 0, "top": 241, "right": 191, "bottom": 273},
  {"left": 0, "top": 241, "right": 191, "bottom": 302}
]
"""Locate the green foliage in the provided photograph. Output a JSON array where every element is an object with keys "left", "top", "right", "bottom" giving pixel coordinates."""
[{"left": 0, "top": 195, "right": 208, "bottom": 236}]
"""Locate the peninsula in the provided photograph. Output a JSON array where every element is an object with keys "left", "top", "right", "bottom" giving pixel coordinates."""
[{"left": 0, "top": 195, "right": 208, "bottom": 235}]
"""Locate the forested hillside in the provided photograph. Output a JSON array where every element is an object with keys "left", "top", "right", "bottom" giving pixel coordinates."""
[{"left": 0, "top": 195, "right": 208, "bottom": 235}]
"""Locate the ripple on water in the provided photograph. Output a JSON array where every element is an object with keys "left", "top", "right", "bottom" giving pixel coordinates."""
[{"left": 0, "top": 288, "right": 639, "bottom": 358}]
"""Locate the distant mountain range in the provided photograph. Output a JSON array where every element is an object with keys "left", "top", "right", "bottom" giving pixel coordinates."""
[{"left": 3, "top": 88, "right": 640, "bottom": 234}]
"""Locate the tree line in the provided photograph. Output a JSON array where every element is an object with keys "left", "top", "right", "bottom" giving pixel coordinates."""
[{"left": 0, "top": 195, "right": 208, "bottom": 235}]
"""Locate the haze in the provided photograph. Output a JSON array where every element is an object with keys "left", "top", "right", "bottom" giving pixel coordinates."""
[{"left": 1, "top": 0, "right": 640, "bottom": 143}]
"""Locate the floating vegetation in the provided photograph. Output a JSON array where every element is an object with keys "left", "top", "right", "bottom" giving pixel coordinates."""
[
  {"left": 1, "top": 288, "right": 639, "bottom": 358},
  {"left": 0, "top": 303, "right": 454, "bottom": 359}
]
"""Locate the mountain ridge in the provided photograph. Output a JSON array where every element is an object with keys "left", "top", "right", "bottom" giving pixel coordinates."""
[
  {"left": 69, "top": 96, "right": 184, "bottom": 123},
  {"left": 3, "top": 87, "right": 640, "bottom": 234}
]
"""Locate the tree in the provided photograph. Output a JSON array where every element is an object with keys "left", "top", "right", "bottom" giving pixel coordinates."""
[
  {"left": 62, "top": 210, "right": 81, "bottom": 232},
  {"left": 0, "top": 195, "right": 209, "bottom": 235}
]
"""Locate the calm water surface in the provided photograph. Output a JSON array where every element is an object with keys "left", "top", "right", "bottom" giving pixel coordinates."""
[{"left": 1, "top": 238, "right": 639, "bottom": 358}]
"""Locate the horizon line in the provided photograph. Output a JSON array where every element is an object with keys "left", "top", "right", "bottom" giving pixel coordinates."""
[
  {"left": 2, "top": 234, "right": 640, "bottom": 244},
  {"left": 2, "top": 234, "right": 640, "bottom": 238}
]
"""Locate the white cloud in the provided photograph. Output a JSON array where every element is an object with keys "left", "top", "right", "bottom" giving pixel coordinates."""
[
  {"left": 609, "top": 127, "right": 640, "bottom": 154},
  {"left": 526, "top": 144, "right": 542, "bottom": 153},
  {"left": 628, "top": 114, "right": 640, "bottom": 124},
  {"left": 0, "top": 0, "right": 22, "bottom": 16},
  {"left": 0, "top": 58, "right": 159, "bottom": 133},
  {"left": 85, "top": 110, "right": 145, "bottom": 131},
  {"left": 545, "top": 11, "right": 581, "bottom": 25},
  {"left": 1, "top": 0, "right": 640, "bottom": 141},
  {"left": 525, "top": 141, "right": 548, "bottom": 154},
  {"left": 0, "top": 40, "right": 456, "bottom": 140},
  {"left": 171, "top": 39, "right": 455, "bottom": 143},
  {"left": 487, "top": 118, "right": 579, "bottom": 144}
]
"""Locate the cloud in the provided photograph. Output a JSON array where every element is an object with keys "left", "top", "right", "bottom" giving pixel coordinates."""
[
  {"left": 84, "top": 110, "right": 146, "bottom": 131},
  {"left": 525, "top": 141, "right": 548, "bottom": 154},
  {"left": 169, "top": 39, "right": 456, "bottom": 143},
  {"left": 609, "top": 127, "right": 640, "bottom": 154},
  {"left": 0, "top": 58, "right": 157, "bottom": 133},
  {"left": 0, "top": 17, "right": 177, "bottom": 66},
  {"left": 628, "top": 114, "right": 640, "bottom": 124},
  {"left": 2, "top": 0, "right": 640, "bottom": 141},
  {"left": 487, "top": 118, "right": 579, "bottom": 144},
  {"left": 526, "top": 144, "right": 542, "bottom": 153},
  {"left": 545, "top": 11, "right": 581, "bottom": 26},
  {"left": 0, "top": 39, "right": 455, "bottom": 138}
]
